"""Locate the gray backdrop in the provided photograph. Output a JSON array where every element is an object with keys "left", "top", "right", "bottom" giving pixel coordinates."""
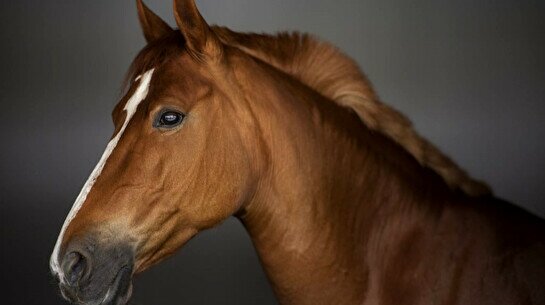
[{"left": 1, "top": 1, "right": 544, "bottom": 304}]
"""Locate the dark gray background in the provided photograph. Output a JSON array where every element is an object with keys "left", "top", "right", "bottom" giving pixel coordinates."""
[{"left": 1, "top": 1, "right": 544, "bottom": 304}]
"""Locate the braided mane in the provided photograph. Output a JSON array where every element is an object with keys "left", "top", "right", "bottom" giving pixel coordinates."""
[{"left": 214, "top": 26, "right": 490, "bottom": 197}]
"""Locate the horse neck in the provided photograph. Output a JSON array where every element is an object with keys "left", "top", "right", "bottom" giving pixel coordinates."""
[{"left": 234, "top": 57, "right": 457, "bottom": 304}]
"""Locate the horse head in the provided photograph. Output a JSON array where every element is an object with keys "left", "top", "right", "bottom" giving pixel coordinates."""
[{"left": 51, "top": 1, "right": 264, "bottom": 304}]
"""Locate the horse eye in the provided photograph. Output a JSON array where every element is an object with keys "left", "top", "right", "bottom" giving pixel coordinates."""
[{"left": 155, "top": 111, "right": 184, "bottom": 128}]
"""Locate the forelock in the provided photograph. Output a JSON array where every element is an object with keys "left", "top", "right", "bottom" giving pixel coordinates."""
[{"left": 123, "top": 31, "right": 185, "bottom": 91}]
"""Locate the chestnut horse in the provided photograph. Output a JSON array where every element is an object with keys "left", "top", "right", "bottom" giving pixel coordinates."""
[{"left": 51, "top": 1, "right": 545, "bottom": 304}]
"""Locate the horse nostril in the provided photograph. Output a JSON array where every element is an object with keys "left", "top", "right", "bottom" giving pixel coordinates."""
[{"left": 62, "top": 251, "right": 88, "bottom": 286}]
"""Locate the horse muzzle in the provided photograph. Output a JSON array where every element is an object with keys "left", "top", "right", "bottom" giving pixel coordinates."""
[{"left": 54, "top": 236, "right": 134, "bottom": 305}]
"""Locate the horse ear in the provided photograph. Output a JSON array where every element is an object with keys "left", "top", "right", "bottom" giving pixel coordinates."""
[
  {"left": 173, "top": 0, "right": 222, "bottom": 60},
  {"left": 137, "top": 0, "right": 173, "bottom": 42}
]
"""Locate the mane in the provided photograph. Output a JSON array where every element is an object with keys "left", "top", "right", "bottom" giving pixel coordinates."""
[
  {"left": 213, "top": 26, "right": 491, "bottom": 197},
  {"left": 125, "top": 28, "right": 490, "bottom": 197}
]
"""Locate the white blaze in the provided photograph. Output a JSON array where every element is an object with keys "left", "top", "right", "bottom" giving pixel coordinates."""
[{"left": 50, "top": 69, "right": 155, "bottom": 282}]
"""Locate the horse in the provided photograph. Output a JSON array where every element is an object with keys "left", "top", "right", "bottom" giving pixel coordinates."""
[{"left": 50, "top": 1, "right": 545, "bottom": 304}]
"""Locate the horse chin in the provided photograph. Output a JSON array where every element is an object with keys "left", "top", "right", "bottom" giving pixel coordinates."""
[{"left": 99, "top": 266, "right": 133, "bottom": 305}]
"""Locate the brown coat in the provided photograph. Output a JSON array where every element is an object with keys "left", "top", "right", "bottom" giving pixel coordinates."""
[{"left": 51, "top": 1, "right": 545, "bottom": 305}]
